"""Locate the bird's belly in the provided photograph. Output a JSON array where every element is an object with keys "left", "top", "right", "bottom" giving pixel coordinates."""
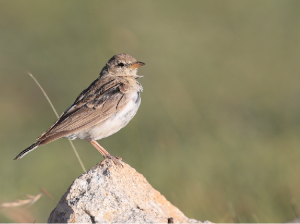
[{"left": 66, "top": 92, "right": 141, "bottom": 141}]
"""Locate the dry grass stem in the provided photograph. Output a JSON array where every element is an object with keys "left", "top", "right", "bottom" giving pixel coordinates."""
[
  {"left": 40, "top": 188, "right": 54, "bottom": 200},
  {"left": 1, "top": 193, "right": 43, "bottom": 208},
  {"left": 28, "top": 72, "right": 86, "bottom": 172}
]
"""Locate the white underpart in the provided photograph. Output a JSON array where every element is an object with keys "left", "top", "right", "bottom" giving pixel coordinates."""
[{"left": 65, "top": 91, "right": 141, "bottom": 141}]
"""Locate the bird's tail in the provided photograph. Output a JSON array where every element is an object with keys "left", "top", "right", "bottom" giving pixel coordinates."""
[{"left": 14, "top": 142, "right": 40, "bottom": 160}]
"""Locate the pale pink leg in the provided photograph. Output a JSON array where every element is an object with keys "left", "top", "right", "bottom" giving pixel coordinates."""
[{"left": 89, "top": 140, "right": 123, "bottom": 166}]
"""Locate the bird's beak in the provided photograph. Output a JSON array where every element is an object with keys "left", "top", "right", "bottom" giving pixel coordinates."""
[{"left": 131, "top": 61, "right": 145, "bottom": 69}]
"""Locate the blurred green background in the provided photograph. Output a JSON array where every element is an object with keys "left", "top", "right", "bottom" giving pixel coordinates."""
[{"left": 1, "top": 0, "right": 300, "bottom": 222}]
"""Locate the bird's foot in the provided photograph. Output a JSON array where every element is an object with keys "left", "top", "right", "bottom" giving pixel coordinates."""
[{"left": 105, "top": 155, "right": 123, "bottom": 167}]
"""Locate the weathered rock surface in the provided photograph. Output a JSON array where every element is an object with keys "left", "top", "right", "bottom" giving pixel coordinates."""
[{"left": 48, "top": 159, "right": 204, "bottom": 223}]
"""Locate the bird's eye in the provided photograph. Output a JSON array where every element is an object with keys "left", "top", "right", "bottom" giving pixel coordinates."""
[{"left": 118, "top": 63, "right": 125, "bottom": 67}]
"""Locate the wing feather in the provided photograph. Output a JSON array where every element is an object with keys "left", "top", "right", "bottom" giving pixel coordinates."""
[{"left": 38, "top": 77, "right": 129, "bottom": 143}]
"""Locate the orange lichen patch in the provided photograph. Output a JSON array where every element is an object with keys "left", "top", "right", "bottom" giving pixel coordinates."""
[
  {"left": 69, "top": 213, "right": 76, "bottom": 223},
  {"left": 103, "top": 212, "right": 113, "bottom": 222}
]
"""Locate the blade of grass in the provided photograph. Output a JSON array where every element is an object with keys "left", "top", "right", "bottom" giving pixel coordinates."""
[
  {"left": 228, "top": 202, "right": 240, "bottom": 223},
  {"left": 291, "top": 199, "right": 298, "bottom": 219},
  {"left": 28, "top": 72, "right": 86, "bottom": 172},
  {"left": 252, "top": 213, "right": 260, "bottom": 223}
]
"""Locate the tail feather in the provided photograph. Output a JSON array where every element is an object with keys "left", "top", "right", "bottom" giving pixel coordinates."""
[{"left": 14, "top": 142, "right": 40, "bottom": 160}]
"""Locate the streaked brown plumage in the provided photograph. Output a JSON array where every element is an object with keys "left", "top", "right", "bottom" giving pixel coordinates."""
[{"left": 14, "top": 53, "right": 145, "bottom": 165}]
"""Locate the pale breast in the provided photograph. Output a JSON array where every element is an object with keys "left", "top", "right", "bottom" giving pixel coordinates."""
[{"left": 66, "top": 91, "right": 141, "bottom": 141}]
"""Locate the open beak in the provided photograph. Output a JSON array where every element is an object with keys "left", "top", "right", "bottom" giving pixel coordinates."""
[{"left": 131, "top": 61, "right": 145, "bottom": 69}]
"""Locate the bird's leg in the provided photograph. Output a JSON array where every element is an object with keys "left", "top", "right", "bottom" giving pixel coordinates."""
[
  {"left": 89, "top": 140, "right": 123, "bottom": 166},
  {"left": 89, "top": 140, "right": 110, "bottom": 157}
]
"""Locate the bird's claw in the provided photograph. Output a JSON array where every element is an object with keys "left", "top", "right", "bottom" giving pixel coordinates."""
[{"left": 105, "top": 155, "right": 123, "bottom": 167}]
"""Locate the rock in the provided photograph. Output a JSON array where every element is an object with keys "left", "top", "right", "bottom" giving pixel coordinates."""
[{"left": 48, "top": 159, "right": 205, "bottom": 223}]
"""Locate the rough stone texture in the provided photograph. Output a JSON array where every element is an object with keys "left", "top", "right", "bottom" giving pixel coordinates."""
[{"left": 48, "top": 159, "right": 204, "bottom": 223}]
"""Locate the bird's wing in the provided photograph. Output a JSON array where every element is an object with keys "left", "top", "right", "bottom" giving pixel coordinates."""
[{"left": 37, "top": 77, "right": 129, "bottom": 144}]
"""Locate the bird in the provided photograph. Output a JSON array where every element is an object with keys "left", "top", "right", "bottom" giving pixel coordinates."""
[{"left": 14, "top": 53, "right": 145, "bottom": 165}]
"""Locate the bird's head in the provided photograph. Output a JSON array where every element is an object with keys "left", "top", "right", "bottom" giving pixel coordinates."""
[{"left": 103, "top": 53, "right": 145, "bottom": 78}]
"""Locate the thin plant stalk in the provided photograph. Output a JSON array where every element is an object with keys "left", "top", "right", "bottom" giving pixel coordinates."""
[
  {"left": 252, "top": 214, "right": 260, "bottom": 223},
  {"left": 28, "top": 72, "right": 86, "bottom": 172}
]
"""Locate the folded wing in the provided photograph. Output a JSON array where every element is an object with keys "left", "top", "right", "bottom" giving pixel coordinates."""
[{"left": 37, "top": 78, "right": 128, "bottom": 145}]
